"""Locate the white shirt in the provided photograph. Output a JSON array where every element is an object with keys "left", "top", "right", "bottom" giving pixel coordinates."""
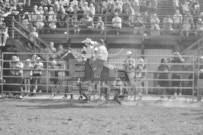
[
  {"left": 95, "top": 45, "right": 108, "bottom": 61},
  {"left": 83, "top": 45, "right": 95, "bottom": 59},
  {"left": 112, "top": 16, "right": 122, "bottom": 28}
]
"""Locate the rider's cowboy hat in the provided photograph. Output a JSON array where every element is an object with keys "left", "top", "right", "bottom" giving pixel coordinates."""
[
  {"left": 82, "top": 38, "right": 94, "bottom": 44},
  {"left": 127, "top": 51, "right": 132, "bottom": 55}
]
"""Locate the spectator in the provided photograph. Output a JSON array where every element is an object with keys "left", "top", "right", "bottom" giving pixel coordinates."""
[
  {"left": 48, "top": 9, "right": 57, "bottom": 32},
  {"left": 150, "top": 14, "right": 160, "bottom": 36},
  {"left": 22, "top": 12, "right": 31, "bottom": 29},
  {"left": 23, "top": 59, "right": 33, "bottom": 93},
  {"left": 80, "top": 14, "right": 94, "bottom": 32},
  {"left": 140, "top": 0, "right": 149, "bottom": 13},
  {"left": 89, "top": 3, "right": 95, "bottom": 18},
  {"left": 32, "top": 57, "right": 43, "bottom": 93},
  {"left": 112, "top": 13, "right": 122, "bottom": 35},
  {"left": 29, "top": 27, "right": 39, "bottom": 48},
  {"left": 195, "top": 18, "right": 203, "bottom": 36},
  {"left": 58, "top": 4, "right": 66, "bottom": 28},
  {"left": 149, "top": 0, "right": 157, "bottom": 13},
  {"left": 30, "top": 6, "right": 39, "bottom": 26},
  {"left": 173, "top": 9, "right": 182, "bottom": 30},
  {"left": 163, "top": 15, "right": 173, "bottom": 34},
  {"left": 0, "top": 26, "right": 9, "bottom": 47},
  {"left": 130, "top": 0, "right": 140, "bottom": 14},
  {"left": 100, "top": 0, "right": 108, "bottom": 14},
  {"left": 82, "top": 2, "right": 90, "bottom": 15},
  {"left": 182, "top": 1, "right": 190, "bottom": 15},
  {"left": 55, "top": 61, "right": 66, "bottom": 94},
  {"left": 95, "top": 16, "right": 105, "bottom": 34},
  {"left": 44, "top": 42, "right": 57, "bottom": 59},
  {"left": 156, "top": 58, "right": 169, "bottom": 97},
  {"left": 56, "top": 44, "right": 67, "bottom": 58},
  {"left": 72, "top": 16, "right": 80, "bottom": 34},
  {"left": 36, "top": 13, "right": 45, "bottom": 31},
  {"left": 114, "top": 0, "right": 122, "bottom": 14},
  {"left": 99, "top": 81, "right": 110, "bottom": 101},
  {"left": 131, "top": 14, "right": 144, "bottom": 35},
  {"left": 106, "top": 0, "right": 114, "bottom": 14},
  {"left": 182, "top": 14, "right": 193, "bottom": 37},
  {"left": 9, "top": 56, "right": 24, "bottom": 93},
  {"left": 71, "top": 0, "right": 79, "bottom": 15}
]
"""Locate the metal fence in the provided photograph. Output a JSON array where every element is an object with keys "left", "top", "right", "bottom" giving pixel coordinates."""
[{"left": 0, "top": 52, "right": 202, "bottom": 98}]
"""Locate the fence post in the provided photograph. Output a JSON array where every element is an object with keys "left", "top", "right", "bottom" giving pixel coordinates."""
[
  {"left": 192, "top": 55, "right": 195, "bottom": 97},
  {"left": 11, "top": 17, "right": 15, "bottom": 39},
  {"left": 104, "top": 14, "right": 107, "bottom": 40},
  {"left": 46, "top": 53, "right": 49, "bottom": 93},
  {"left": 1, "top": 53, "right": 3, "bottom": 95}
]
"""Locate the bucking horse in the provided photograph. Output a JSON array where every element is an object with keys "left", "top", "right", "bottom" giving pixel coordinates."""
[{"left": 60, "top": 48, "right": 130, "bottom": 104}]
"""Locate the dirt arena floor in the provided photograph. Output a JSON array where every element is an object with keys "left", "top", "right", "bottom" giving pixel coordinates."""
[{"left": 0, "top": 97, "right": 203, "bottom": 135}]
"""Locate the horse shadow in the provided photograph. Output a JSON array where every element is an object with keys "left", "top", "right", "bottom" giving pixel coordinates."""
[{"left": 15, "top": 100, "right": 110, "bottom": 109}]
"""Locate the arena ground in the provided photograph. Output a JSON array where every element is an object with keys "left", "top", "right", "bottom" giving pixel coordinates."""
[{"left": 0, "top": 95, "right": 203, "bottom": 135}]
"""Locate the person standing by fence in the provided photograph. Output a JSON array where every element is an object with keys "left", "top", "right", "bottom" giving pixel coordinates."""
[
  {"left": 32, "top": 57, "right": 43, "bottom": 93},
  {"left": 23, "top": 59, "right": 33, "bottom": 93}
]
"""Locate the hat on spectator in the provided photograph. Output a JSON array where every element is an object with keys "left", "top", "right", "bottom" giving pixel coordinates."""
[
  {"left": 82, "top": 38, "right": 94, "bottom": 44},
  {"left": 97, "top": 39, "right": 105, "bottom": 46},
  {"left": 12, "top": 56, "right": 18, "bottom": 62},
  {"left": 36, "top": 57, "right": 41, "bottom": 61},
  {"left": 138, "top": 58, "right": 144, "bottom": 63},
  {"left": 127, "top": 51, "right": 132, "bottom": 55}
]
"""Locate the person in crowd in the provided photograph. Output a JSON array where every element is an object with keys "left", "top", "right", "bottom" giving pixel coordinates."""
[
  {"left": 36, "top": 7, "right": 45, "bottom": 31},
  {"left": 182, "top": 13, "right": 193, "bottom": 37},
  {"left": 72, "top": 16, "right": 80, "bottom": 34},
  {"left": 32, "top": 57, "right": 43, "bottom": 93},
  {"left": 55, "top": 60, "right": 66, "bottom": 95},
  {"left": 149, "top": 0, "right": 157, "bottom": 13},
  {"left": 89, "top": 3, "right": 95, "bottom": 19},
  {"left": 0, "top": 26, "right": 8, "bottom": 47},
  {"left": 168, "top": 52, "right": 185, "bottom": 97},
  {"left": 30, "top": 5, "right": 39, "bottom": 26},
  {"left": 195, "top": 18, "right": 203, "bottom": 36},
  {"left": 163, "top": 15, "right": 173, "bottom": 34},
  {"left": 80, "top": 14, "right": 94, "bottom": 33},
  {"left": 82, "top": 2, "right": 90, "bottom": 15},
  {"left": 140, "top": 0, "right": 149, "bottom": 13},
  {"left": 182, "top": 1, "right": 190, "bottom": 15},
  {"left": 173, "top": 9, "right": 182, "bottom": 30},
  {"left": 114, "top": 0, "right": 122, "bottom": 14},
  {"left": 112, "top": 13, "right": 122, "bottom": 35},
  {"left": 23, "top": 59, "right": 33, "bottom": 93},
  {"left": 49, "top": 56, "right": 59, "bottom": 98},
  {"left": 106, "top": 0, "right": 114, "bottom": 14},
  {"left": 44, "top": 42, "right": 57, "bottom": 59},
  {"left": 156, "top": 58, "right": 170, "bottom": 98},
  {"left": 134, "top": 58, "right": 146, "bottom": 99},
  {"left": 56, "top": 44, "right": 67, "bottom": 58},
  {"left": 131, "top": 14, "right": 144, "bottom": 35},
  {"left": 58, "top": 4, "right": 66, "bottom": 28},
  {"left": 9, "top": 56, "right": 24, "bottom": 93},
  {"left": 22, "top": 12, "right": 31, "bottom": 29},
  {"left": 124, "top": 51, "right": 136, "bottom": 85},
  {"left": 48, "top": 7, "right": 57, "bottom": 32},
  {"left": 29, "top": 27, "right": 39, "bottom": 49},
  {"left": 92, "top": 39, "right": 108, "bottom": 78},
  {"left": 130, "top": 0, "right": 139, "bottom": 14},
  {"left": 95, "top": 16, "right": 105, "bottom": 34},
  {"left": 100, "top": 0, "right": 108, "bottom": 14},
  {"left": 150, "top": 14, "right": 160, "bottom": 36},
  {"left": 71, "top": 0, "right": 79, "bottom": 15}
]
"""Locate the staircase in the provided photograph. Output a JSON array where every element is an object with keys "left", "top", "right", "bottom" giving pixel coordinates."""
[
  {"left": 156, "top": 0, "right": 175, "bottom": 26},
  {"left": 12, "top": 18, "right": 49, "bottom": 60}
]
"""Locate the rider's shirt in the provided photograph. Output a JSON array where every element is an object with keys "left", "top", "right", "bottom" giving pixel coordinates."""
[
  {"left": 124, "top": 57, "right": 136, "bottom": 72},
  {"left": 95, "top": 45, "right": 108, "bottom": 61},
  {"left": 83, "top": 45, "right": 95, "bottom": 59}
]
